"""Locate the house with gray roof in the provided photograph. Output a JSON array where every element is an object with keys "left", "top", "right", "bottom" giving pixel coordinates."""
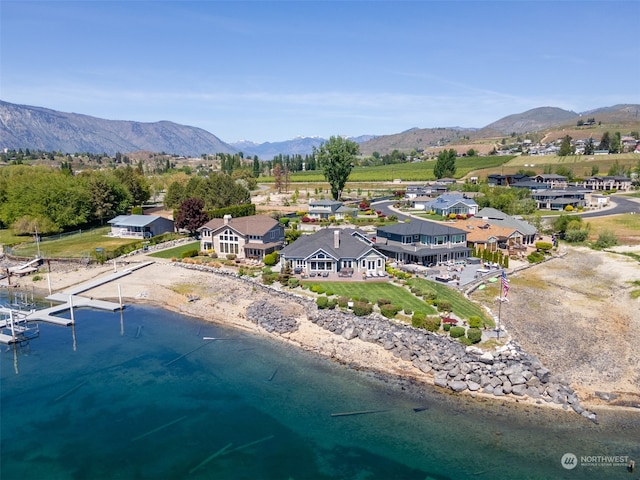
[
  {"left": 197, "top": 214, "right": 284, "bottom": 260},
  {"left": 108, "top": 215, "right": 174, "bottom": 239},
  {"left": 279, "top": 227, "right": 386, "bottom": 277},
  {"left": 529, "top": 187, "right": 589, "bottom": 211},
  {"left": 373, "top": 220, "right": 470, "bottom": 265},
  {"left": 418, "top": 193, "right": 478, "bottom": 216},
  {"left": 475, "top": 208, "right": 537, "bottom": 244}
]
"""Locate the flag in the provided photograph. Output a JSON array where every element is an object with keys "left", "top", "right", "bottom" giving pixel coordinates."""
[{"left": 501, "top": 270, "right": 509, "bottom": 298}]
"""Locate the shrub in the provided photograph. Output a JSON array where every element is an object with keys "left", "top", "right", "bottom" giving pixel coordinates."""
[
  {"left": 380, "top": 304, "right": 401, "bottom": 318},
  {"left": 449, "top": 326, "right": 465, "bottom": 338},
  {"left": 458, "top": 336, "right": 473, "bottom": 346},
  {"left": 181, "top": 249, "right": 199, "bottom": 258},
  {"left": 261, "top": 272, "right": 278, "bottom": 285},
  {"left": 466, "top": 327, "right": 482, "bottom": 344},
  {"left": 316, "top": 296, "right": 329, "bottom": 309},
  {"left": 468, "top": 316, "right": 483, "bottom": 328},
  {"left": 263, "top": 252, "right": 279, "bottom": 266},
  {"left": 287, "top": 278, "right": 300, "bottom": 289},
  {"left": 527, "top": 251, "right": 545, "bottom": 263},
  {"left": 535, "top": 241, "right": 553, "bottom": 252},
  {"left": 227, "top": 254, "right": 237, "bottom": 261},
  {"left": 352, "top": 301, "right": 373, "bottom": 316},
  {"left": 310, "top": 284, "right": 326, "bottom": 294},
  {"left": 412, "top": 311, "right": 427, "bottom": 328},
  {"left": 443, "top": 323, "right": 451, "bottom": 332},
  {"left": 404, "top": 308, "right": 412, "bottom": 315},
  {"left": 353, "top": 296, "right": 370, "bottom": 304},
  {"left": 337, "top": 296, "right": 350, "bottom": 308},
  {"left": 327, "top": 299, "right": 338, "bottom": 310},
  {"left": 564, "top": 229, "right": 589, "bottom": 243},
  {"left": 325, "top": 290, "right": 334, "bottom": 296},
  {"left": 435, "top": 299, "right": 452, "bottom": 313},
  {"left": 595, "top": 229, "right": 618, "bottom": 249},
  {"left": 422, "top": 291, "right": 437, "bottom": 302},
  {"left": 377, "top": 298, "right": 391, "bottom": 306},
  {"left": 423, "top": 316, "right": 441, "bottom": 332}
]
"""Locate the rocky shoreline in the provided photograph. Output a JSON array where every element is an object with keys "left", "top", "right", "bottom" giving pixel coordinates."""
[{"left": 180, "top": 262, "right": 598, "bottom": 423}]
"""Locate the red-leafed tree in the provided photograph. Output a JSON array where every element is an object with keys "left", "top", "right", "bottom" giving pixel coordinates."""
[{"left": 175, "top": 198, "right": 208, "bottom": 236}]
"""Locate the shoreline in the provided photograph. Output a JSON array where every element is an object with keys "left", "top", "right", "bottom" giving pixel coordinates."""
[{"left": 20, "top": 257, "right": 637, "bottom": 419}]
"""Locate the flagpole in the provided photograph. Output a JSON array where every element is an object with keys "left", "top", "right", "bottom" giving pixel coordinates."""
[{"left": 497, "top": 271, "right": 503, "bottom": 340}]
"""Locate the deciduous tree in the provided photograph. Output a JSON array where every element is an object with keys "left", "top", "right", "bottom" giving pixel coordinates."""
[
  {"left": 433, "top": 149, "right": 457, "bottom": 179},
  {"left": 314, "top": 136, "right": 359, "bottom": 200},
  {"left": 175, "top": 198, "right": 208, "bottom": 236}
]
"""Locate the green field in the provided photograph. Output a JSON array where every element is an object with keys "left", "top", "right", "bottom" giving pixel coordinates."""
[
  {"left": 8, "top": 227, "right": 137, "bottom": 258},
  {"left": 262, "top": 155, "right": 515, "bottom": 183},
  {"left": 148, "top": 242, "right": 201, "bottom": 259},
  {"left": 407, "top": 278, "right": 494, "bottom": 325},
  {"left": 302, "top": 281, "right": 436, "bottom": 314}
]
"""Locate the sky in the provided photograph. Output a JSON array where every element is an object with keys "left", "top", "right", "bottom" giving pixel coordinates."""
[{"left": 1, "top": 1, "right": 639, "bottom": 144}]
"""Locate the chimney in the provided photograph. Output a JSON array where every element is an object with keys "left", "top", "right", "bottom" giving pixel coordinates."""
[
  {"left": 223, "top": 214, "right": 232, "bottom": 225},
  {"left": 334, "top": 230, "right": 340, "bottom": 249}
]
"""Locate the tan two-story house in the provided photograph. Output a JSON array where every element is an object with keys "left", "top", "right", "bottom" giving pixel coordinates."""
[{"left": 197, "top": 214, "right": 285, "bottom": 260}]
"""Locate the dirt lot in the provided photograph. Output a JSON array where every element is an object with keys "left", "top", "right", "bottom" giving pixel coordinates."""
[{"left": 476, "top": 246, "right": 640, "bottom": 409}]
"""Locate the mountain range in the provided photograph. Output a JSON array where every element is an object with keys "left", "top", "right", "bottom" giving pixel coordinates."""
[{"left": 1, "top": 100, "right": 638, "bottom": 158}]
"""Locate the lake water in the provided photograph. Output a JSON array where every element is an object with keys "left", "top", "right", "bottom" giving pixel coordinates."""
[{"left": 1, "top": 293, "right": 638, "bottom": 480}]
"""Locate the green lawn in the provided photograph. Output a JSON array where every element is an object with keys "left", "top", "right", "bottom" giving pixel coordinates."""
[
  {"left": 407, "top": 278, "right": 494, "bottom": 325},
  {"left": 9, "top": 226, "right": 137, "bottom": 258},
  {"left": 148, "top": 241, "right": 201, "bottom": 259},
  {"left": 302, "top": 281, "right": 437, "bottom": 315}
]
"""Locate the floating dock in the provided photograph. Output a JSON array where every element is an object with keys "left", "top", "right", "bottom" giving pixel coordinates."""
[{"left": 0, "top": 261, "right": 154, "bottom": 342}]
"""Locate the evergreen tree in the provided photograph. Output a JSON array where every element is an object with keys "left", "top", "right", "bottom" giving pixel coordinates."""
[{"left": 558, "top": 135, "right": 573, "bottom": 156}]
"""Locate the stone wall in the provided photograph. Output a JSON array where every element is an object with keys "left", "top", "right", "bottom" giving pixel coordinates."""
[{"left": 176, "top": 261, "right": 597, "bottom": 423}]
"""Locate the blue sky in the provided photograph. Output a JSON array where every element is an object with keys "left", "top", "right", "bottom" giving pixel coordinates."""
[{"left": 2, "top": 1, "right": 639, "bottom": 143}]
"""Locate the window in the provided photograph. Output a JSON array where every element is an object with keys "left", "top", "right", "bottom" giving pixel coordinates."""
[{"left": 219, "top": 228, "right": 239, "bottom": 255}]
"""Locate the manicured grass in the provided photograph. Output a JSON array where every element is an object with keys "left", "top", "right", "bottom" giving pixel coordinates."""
[
  {"left": 148, "top": 241, "right": 201, "bottom": 259},
  {"left": 10, "top": 226, "right": 136, "bottom": 258},
  {"left": 407, "top": 278, "right": 494, "bottom": 325},
  {"left": 0, "top": 228, "right": 27, "bottom": 246},
  {"left": 301, "top": 281, "right": 436, "bottom": 315}
]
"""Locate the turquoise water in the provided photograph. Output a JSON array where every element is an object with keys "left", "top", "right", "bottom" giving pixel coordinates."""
[{"left": 1, "top": 296, "right": 638, "bottom": 480}]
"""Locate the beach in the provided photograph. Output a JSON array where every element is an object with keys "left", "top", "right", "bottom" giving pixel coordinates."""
[{"left": 26, "top": 246, "right": 640, "bottom": 414}]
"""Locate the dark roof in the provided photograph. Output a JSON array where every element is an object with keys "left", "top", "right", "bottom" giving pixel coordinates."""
[
  {"left": 376, "top": 220, "right": 467, "bottom": 237},
  {"left": 280, "top": 228, "right": 380, "bottom": 261}
]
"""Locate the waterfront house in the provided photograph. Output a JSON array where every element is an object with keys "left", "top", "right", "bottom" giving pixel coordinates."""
[
  {"left": 198, "top": 214, "right": 285, "bottom": 260},
  {"left": 279, "top": 227, "right": 386, "bottom": 277},
  {"left": 107, "top": 215, "right": 174, "bottom": 239},
  {"left": 373, "top": 221, "right": 470, "bottom": 265},
  {"left": 475, "top": 208, "right": 538, "bottom": 244}
]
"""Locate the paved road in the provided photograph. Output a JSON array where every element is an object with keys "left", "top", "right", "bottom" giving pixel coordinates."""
[
  {"left": 578, "top": 195, "right": 640, "bottom": 218},
  {"left": 373, "top": 194, "right": 640, "bottom": 222}
]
